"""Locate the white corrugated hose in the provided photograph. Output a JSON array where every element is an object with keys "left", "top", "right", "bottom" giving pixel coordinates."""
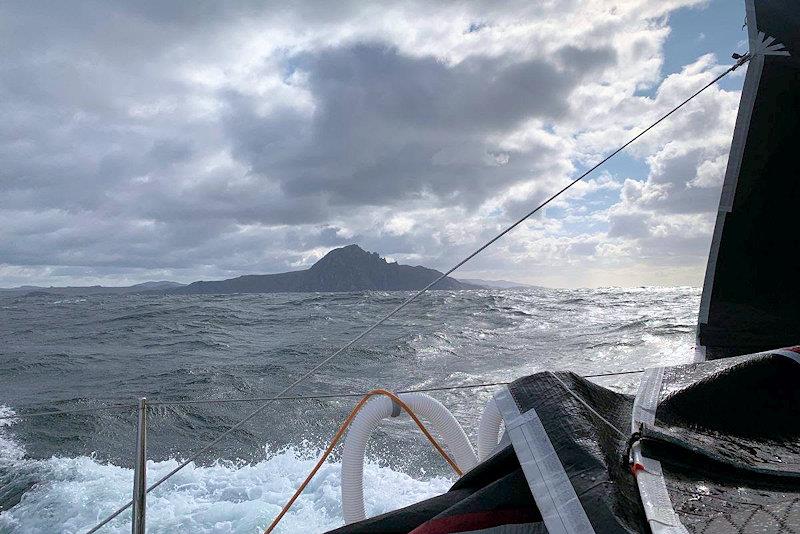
[
  {"left": 476, "top": 396, "right": 504, "bottom": 461},
  {"left": 341, "top": 392, "right": 477, "bottom": 524}
]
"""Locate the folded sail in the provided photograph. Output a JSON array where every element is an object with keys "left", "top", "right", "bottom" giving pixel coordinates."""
[{"left": 698, "top": 0, "right": 800, "bottom": 359}]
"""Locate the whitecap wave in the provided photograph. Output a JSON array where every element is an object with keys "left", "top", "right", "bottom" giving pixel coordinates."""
[{"left": 0, "top": 414, "right": 452, "bottom": 534}]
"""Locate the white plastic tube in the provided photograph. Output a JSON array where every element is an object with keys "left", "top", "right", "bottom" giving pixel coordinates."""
[
  {"left": 476, "top": 396, "right": 504, "bottom": 461},
  {"left": 341, "top": 392, "right": 477, "bottom": 524}
]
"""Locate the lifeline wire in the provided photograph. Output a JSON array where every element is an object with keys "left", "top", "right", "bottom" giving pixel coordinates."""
[
  {"left": 0, "top": 368, "right": 645, "bottom": 421},
  {"left": 146, "top": 369, "right": 644, "bottom": 406},
  {"left": 83, "top": 53, "right": 749, "bottom": 533}
]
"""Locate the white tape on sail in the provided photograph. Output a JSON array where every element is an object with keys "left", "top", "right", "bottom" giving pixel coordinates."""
[
  {"left": 632, "top": 368, "right": 689, "bottom": 534},
  {"left": 697, "top": 0, "right": 765, "bottom": 333},
  {"left": 494, "top": 387, "right": 595, "bottom": 534}
]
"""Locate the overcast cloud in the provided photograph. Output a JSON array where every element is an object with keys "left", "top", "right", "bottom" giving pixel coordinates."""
[{"left": 0, "top": 0, "right": 748, "bottom": 287}]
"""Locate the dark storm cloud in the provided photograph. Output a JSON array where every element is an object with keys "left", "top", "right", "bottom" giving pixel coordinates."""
[{"left": 224, "top": 43, "right": 616, "bottom": 207}]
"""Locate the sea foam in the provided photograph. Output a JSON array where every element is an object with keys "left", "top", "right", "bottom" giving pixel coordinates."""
[{"left": 0, "top": 412, "right": 452, "bottom": 534}]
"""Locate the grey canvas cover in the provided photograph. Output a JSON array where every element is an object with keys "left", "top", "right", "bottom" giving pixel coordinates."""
[{"left": 499, "top": 349, "right": 800, "bottom": 533}]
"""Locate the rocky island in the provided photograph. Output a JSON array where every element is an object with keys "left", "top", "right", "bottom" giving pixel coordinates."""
[{"left": 171, "top": 245, "right": 480, "bottom": 294}]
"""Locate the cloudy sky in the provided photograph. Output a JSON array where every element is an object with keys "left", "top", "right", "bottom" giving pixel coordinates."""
[{"left": 1, "top": 0, "right": 751, "bottom": 288}]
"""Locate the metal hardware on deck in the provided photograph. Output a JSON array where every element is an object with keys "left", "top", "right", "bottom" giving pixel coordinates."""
[{"left": 132, "top": 397, "right": 147, "bottom": 534}]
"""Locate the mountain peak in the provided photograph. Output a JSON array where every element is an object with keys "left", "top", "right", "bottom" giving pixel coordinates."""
[
  {"left": 326, "top": 243, "right": 370, "bottom": 257},
  {"left": 310, "top": 244, "right": 384, "bottom": 271}
]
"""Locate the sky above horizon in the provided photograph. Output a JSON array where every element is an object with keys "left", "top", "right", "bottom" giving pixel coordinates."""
[{"left": 0, "top": 0, "right": 751, "bottom": 288}]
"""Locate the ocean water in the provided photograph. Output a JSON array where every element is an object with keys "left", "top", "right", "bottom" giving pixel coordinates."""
[{"left": 0, "top": 287, "right": 700, "bottom": 533}]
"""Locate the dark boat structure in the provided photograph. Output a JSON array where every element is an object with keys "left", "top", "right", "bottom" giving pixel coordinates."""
[{"left": 330, "top": 1, "right": 800, "bottom": 532}]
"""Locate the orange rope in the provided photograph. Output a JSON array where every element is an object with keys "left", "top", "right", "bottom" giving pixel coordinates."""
[{"left": 262, "top": 389, "right": 462, "bottom": 533}]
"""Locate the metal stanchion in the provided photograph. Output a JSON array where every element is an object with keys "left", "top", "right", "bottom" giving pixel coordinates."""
[{"left": 131, "top": 397, "right": 147, "bottom": 534}]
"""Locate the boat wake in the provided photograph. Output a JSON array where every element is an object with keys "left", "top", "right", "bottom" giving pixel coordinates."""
[{"left": 0, "top": 408, "right": 452, "bottom": 534}]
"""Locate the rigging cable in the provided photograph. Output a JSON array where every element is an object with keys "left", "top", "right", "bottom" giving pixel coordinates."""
[{"left": 83, "top": 53, "right": 750, "bottom": 533}]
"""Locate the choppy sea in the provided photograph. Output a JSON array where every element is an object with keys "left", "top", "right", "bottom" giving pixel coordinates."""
[{"left": 0, "top": 287, "right": 700, "bottom": 533}]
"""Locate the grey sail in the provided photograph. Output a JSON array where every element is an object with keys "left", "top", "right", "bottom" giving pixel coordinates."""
[{"left": 698, "top": 0, "right": 800, "bottom": 360}]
